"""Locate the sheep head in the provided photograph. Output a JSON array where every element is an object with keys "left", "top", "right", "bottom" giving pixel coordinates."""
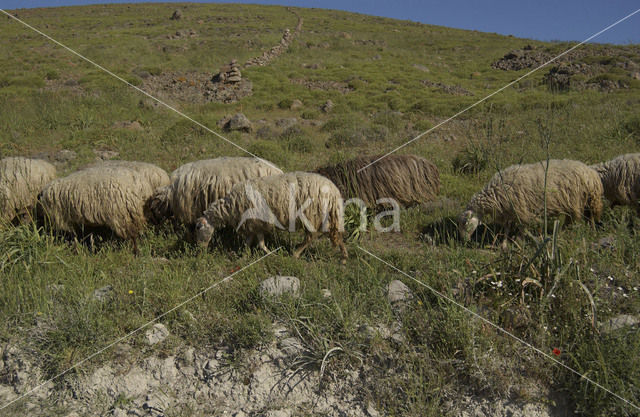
[
  {"left": 195, "top": 217, "right": 214, "bottom": 247},
  {"left": 458, "top": 210, "right": 480, "bottom": 242}
]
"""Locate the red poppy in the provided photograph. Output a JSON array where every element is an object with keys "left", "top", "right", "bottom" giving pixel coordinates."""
[
  {"left": 230, "top": 266, "right": 241, "bottom": 273},
  {"left": 552, "top": 348, "right": 561, "bottom": 356}
]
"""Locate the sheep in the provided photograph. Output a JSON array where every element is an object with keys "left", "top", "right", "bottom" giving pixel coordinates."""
[
  {"left": 590, "top": 153, "right": 640, "bottom": 214},
  {"left": 194, "top": 172, "right": 348, "bottom": 263},
  {"left": 458, "top": 159, "right": 604, "bottom": 242},
  {"left": 38, "top": 162, "right": 170, "bottom": 254},
  {"left": 314, "top": 154, "right": 440, "bottom": 207},
  {"left": 86, "top": 160, "right": 169, "bottom": 190},
  {"left": 0, "top": 157, "right": 56, "bottom": 225},
  {"left": 145, "top": 184, "right": 172, "bottom": 225},
  {"left": 167, "top": 157, "right": 282, "bottom": 226}
]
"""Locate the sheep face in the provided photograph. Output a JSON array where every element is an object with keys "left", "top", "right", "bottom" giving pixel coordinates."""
[
  {"left": 458, "top": 210, "right": 480, "bottom": 241},
  {"left": 195, "top": 217, "right": 215, "bottom": 247}
]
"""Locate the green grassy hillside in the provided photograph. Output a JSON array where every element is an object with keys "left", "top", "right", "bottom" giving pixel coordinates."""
[{"left": 1, "top": 3, "right": 640, "bottom": 416}]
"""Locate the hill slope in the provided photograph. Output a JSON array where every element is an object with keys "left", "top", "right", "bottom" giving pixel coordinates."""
[{"left": 1, "top": 3, "right": 640, "bottom": 416}]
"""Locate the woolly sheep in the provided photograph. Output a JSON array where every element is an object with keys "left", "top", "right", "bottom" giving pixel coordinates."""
[
  {"left": 165, "top": 157, "right": 282, "bottom": 226},
  {"left": 0, "top": 157, "right": 56, "bottom": 224},
  {"left": 315, "top": 154, "right": 440, "bottom": 207},
  {"left": 194, "top": 172, "right": 348, "bottom": 263},
  {"left": 458, "top": 159, "right": 603, "bottom": 241},
  {"left": 590, "top": 153, "right": 640, "bottom": 213},
  {"left": 38, "top": 162, "right": 170, "bottom": 254}
]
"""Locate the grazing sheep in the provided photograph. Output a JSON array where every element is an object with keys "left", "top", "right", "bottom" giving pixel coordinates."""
[
  {"left": 38, "top": 162, "right": 170, "bottom": 254},
  {"left": 458, "top": 159, "right": 603, "bottom": 241},
  {"left": 87, "top": 160, "right": 169, "bottom": 190},
  {"left": 168, "top": 157, "right": 282, "bottom": 225},
  {"left": 0, "top": 157, "right": 56, "bottom": 224},
  {"left": 195, "top": 172, "right": 348, "bottom": 263},
  {"left": 314, "top": 154, "right": 440, "bottom": 207},
  {"left": 590, "top": 153, "right": 640, "bottom": 213}
]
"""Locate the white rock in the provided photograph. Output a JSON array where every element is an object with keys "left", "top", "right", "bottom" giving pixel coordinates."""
[
  {"left": 259, "top": 276, "right": 300, "bottom": 298},
  {"left": 145, "top": 323, "right": 170, "bottom": 345},
  {"left": 386, "top": 280, "right": 414, "bottom": 313}
]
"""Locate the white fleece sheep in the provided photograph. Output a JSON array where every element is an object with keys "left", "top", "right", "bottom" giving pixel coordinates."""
[
  {"left": 459, "top": 159, "right": 604, "bottom": 241},
  {"left": 0, "top": 157, "right": 56, "bottom": 224},
  {"left": 590, "top": 153, "right": 640, "bottom": 213},
  {"left": 195, "top": 172, "right": 348, "bottom": 263},
  {"left": 164, "top": 157, "right": 282, "bottom": 226},
  {"left": 38, "top": 161, "right": 170, "bottom": 253}
]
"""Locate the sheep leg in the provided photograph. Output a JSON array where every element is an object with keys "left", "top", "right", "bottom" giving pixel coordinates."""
[
  {"left": 293, "top": 232, "right": 315, "bottom": 259},
  {"left": 132, "top": 237, "right": 140, "bottom": 257},
  {"left": 330, "top": 231, "right": 348, "bottom": 265},
  {"left": 245, "top": 234, "right": 255, "bottom": 248},
  {"left": 257, "top": 232, "right": 269, "bottom": 254}
]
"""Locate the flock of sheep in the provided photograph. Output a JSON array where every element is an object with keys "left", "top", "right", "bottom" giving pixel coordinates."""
[{"left": 1, "top": 153, "right": 639, "bottom": 261}]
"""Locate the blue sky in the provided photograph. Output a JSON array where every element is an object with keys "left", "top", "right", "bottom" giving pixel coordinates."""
[{"left": 3, "top": 0, "right": 639, "bottom": 44}]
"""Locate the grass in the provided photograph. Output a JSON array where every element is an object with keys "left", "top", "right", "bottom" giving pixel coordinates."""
[{"left": 1, "top": 3, "right": 640, "bottom": 416}]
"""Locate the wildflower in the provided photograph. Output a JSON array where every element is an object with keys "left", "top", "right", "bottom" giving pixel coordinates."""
[
  {"left": 231, "top": 266, "right": 241, "bottom": 273},
  {"left": 128, "top": 290, "right": 134, "bottom": 295},
  {"left": 552, "top": 348, "right": 561, "bottom": 356}
]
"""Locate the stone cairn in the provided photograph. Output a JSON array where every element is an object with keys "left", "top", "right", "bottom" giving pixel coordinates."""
[{"left": 213, "top": 59, "right": 242, "bottom": 83}]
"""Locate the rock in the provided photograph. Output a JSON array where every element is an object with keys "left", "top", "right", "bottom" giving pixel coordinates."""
[
  {"left": 372, "top": 54, "right": 381, "bottom": 60},
  {"left": 170, "top": 9, "right": 182, "bottom": 20},
  {"left": 290, "top": 99, "right": 303, "bottom": 110},
  {"left": 632, "top": 72, "right": 640, "bottom": 80},
  {"left": 51, "top": 149, "right": 77, "bottom": 164},
  {"left": 600, "top": 314, "right": 640, "bottom": 333},
  {"left": 321, "top": 100, "right": 333, "bottom": 113},
  {"left": 93, "top": 285, "right": 114, "bottom": 303},
  {"left": 223, "top": 113, "right": 252, "bottom": 132},
  {"left": 259, "top": 276, "right": 300, "bottom": 298},
  {"left": 275, "top": 117, "right": 298, "bottom": 129},
  {"left": 112, "top": 120, "right": 143, "bottom": 131},
  {"left": 591, "top": 235, "right": 615, "bottom": 251},
  {"left": 93, "top": 149, "right": 120, "bottom": 160},
  {"left": 278, "top": 337, "right": 303, "bottom": 357},
  {"left": 321, "top": 288, "right": 332, "bottom": 299},
  {"left": 366, "top": 402, "right": 381, "bottom": 417},
  {"left": 412, "top": 64, "right": 429, "bottom": 72},
  {"left": 265, "top": 410, "right": 292, "bottom": 417},
  {"left": 145, "top": 323, "right": 170, "bottom": 345},
  {"left": 386, "top": 280, "right": 413, "bottom": 313}
]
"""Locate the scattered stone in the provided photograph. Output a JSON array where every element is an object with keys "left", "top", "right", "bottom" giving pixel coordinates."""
[
  {"left": 412, "top": 64, "right": 429, "bottom": 72},
  {"left": 372, "top": 54, "right": 382, "bottom": 60},
  {"left": 222, "top": 113, "right": 252, "bottom": 132},
  {"left": 51, "top": 149, "right": 77, "bottom": 164},
  {"left": 600, "top": 314, "right": 640, "bottom": 333},
  {"left": 290, "top": 99, "right": 303, "bottom": 110},
  {"left": 213, "top": 59, "right": 242, "bottom": 84},
  {"left": 93, "top": 149, "right": 119, "bottom": 161},
  {"left": 275, "top": 118, "right": 297, "bottom": 129},
  {"left": 278, "top": 337, "right": 303, "bottom": 357},
  {"left": 386, "top": 280, "right": 413, "bottom": 313},
  {"left": 632, "top": 72, "right": 640, "bottom": 80},
  {"left": 321, "top": 288, "right": 332, "bottom": 299},
  {"left": 93, "top": 285, "right": 114, "bottom": 303},
  {"left": 591, "top": 235, "right": 615, "bottom": 251},
  {"left": 321, "top": 100, "right": 334, "bottom": 113},
  {"left": 170, "top": 9, "right": 182, "bottom": 20},
  {"left": 145, "top": 323, "right": 170, "bottom": 345},
  {"left": 366, "top": 402, "right": 381, "bottom": 417},
  {"left": 421, "top": 79, "right": 473, "bottom": 96},
  {"left": 259, "top": 276, "right": 300, "bottom": 298},
  {"left": 112, "top": 120, "right": 143, "bottom": 131}
]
